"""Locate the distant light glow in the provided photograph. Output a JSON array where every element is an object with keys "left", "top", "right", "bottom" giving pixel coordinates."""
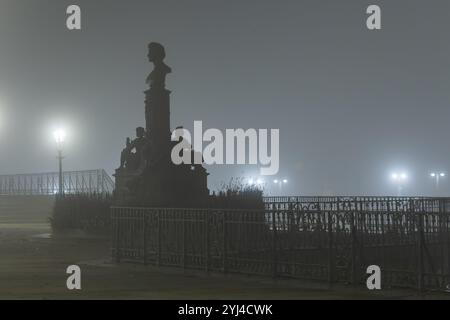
[
  {"left": 53, "top": 129, "right": 66, "bottom": 144},
  {"left": 247, "top": 177, "right": 264, "bottom": 187},
  {"left": 273, "top": 178, "right": 288, "bottom": 184},
  {"left": 430, "top": 172, "right": 446, "bottom": 178},
  {"left": 391, "top": 172, "right": 408, "bottom": 182}
]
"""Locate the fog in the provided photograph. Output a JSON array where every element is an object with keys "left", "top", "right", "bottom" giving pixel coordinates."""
[{"left": 0, "top": 0, "right": 449, "bottom": 196}]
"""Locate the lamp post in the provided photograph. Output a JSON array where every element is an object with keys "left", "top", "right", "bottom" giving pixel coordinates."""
[
  {"left": 273, "top": 178, "right": 288, "bottom": 195},
  {"left": 430, "top": 172, "right": 445, "bottom": 194},
  {"left": 391, "top": 172, "right": 408, "bottom": 196},
  {"left": 53, "top": 129, "right": 66, "bottom": 196}
]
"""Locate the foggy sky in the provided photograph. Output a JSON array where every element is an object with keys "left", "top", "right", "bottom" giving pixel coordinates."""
[{"left": 0, "top": 0, "right": 449, "bottom": 196}]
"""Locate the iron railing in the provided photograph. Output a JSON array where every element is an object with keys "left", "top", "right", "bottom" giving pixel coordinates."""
[
  {"left": 111, "top": 196, "right": 450, "bottom": 291},
  {"left": 264, "top": 196, "right": 450, "bottom": 213},
  {"left": 0, "top": 169, "right": 114, "bottom": 195}
]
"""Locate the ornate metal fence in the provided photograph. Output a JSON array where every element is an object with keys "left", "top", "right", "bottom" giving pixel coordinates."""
[
  {"left": 0, "top": 169, "right": 114, "bottom": 195},
  {"left": 111, "top": 196, "right": 450, "bottom": 291}
]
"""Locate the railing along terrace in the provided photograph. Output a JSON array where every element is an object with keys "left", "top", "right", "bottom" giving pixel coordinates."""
[
  {"left": 111, "top": 197, "right": 450, "bottom": 291},
  {"left": 264, "top": 196, "right": 450, "bottom": 213},
  {"left": 0, "top": 169, "right": 114, "bottom": 195}
]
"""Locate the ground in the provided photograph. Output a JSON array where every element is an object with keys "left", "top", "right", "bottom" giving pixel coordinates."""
[{"left": 0, "top": 196, "right": 449, "bottom": 299}]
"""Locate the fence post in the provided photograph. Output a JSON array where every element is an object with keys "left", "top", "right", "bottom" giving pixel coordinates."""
[
  {"left": 445, "top": 200, "right": 450, "bottom": 281},
  {"left": 142, "top": 212, "right": 147, "bottom": 265},
  {"left": 183, "top": 211, "right": 187, "bottom": 270},
  {"left": 350, "top": 211, "right": 357, "bottom": 285},
  {"left": 327, "top": 211, "right": 334, "bottom": 288},
  {"left": 114, "top": 208, "right": 121, "bottom": 263},
  {"left": 380, "top": 212, "right": 386, "bottom": 286},
  {"left": 205, "top": 211, "right": 210, "bottom": 273},
  {"left": 417, "top": 211, "right": 424, "bottom": 292},
  {"left": 438, "top": 199, "right": 445, "bottom": 287},
  {"left": 157, "top": 210, "right": 162, "bottom": 267},
  {"left": 272, "top": 210, "right": 278, "bottom": 278},
  {"left": 223, "top": 211, "right": 228, "bottom": 274}
]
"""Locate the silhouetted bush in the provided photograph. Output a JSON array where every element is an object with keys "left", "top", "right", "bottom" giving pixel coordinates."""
[
  {"left": 51, "top": 178, "right": 264, "bottom": 234},
  {"left": 208, "top": 177, "right": 265, "bottom": 210},
  {"left": 51, "top": 193, "right": 112, "bottom": 234}
]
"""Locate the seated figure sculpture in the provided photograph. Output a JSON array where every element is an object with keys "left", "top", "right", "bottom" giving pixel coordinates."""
[
  {"left": 118, "top": 127, "right": 147, "bottom": 171},
  {"left": 119, "top": 137, "right": 131, "bottom": 169}
]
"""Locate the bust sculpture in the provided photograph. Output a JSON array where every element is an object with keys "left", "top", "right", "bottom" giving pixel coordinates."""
[{"left": 146, "top": 42, "right": 172, "bottom": 89}]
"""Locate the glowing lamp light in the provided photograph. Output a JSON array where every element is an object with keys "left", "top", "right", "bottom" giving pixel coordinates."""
[
  {"left": 391, "top": 172, "right": 408, "bottom": 181},
  {"left": 430, "top": 172, "right": 446, "bottom": 178},
  {"left": 53, "top": 129, "right": 66, "bottom": 144}
]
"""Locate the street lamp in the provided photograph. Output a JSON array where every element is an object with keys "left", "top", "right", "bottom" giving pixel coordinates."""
[
  {"left": 246, "top": 177, "right": 264, "bottom": 188},
  {"left": 273, "top": 178, "right": 288, "bottom": 194},
  {"left": 53, "top": 129, "right": 66, "bottom": 195},
  {"left": 391, "top": 172, "right": 408, "bottom": 196},
  {"left": 430, "top": 172, "right": 446, "bottom": 194}
]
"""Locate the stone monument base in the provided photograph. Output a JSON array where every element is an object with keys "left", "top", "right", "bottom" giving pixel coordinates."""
[{"left": 114, "top": 160, "right": 209, "bottom": 207}]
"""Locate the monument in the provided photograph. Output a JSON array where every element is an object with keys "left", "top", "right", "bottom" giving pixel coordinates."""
[{"left": 114, "top": 42, "right": 209, "bottom": 207}]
